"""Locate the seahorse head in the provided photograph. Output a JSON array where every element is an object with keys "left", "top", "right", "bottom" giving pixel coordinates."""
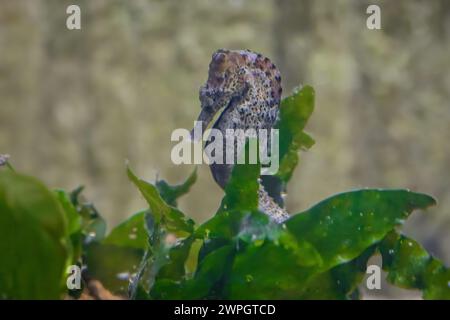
[{"left": 192, "top": 49, "right": 282, "bottom": 138}]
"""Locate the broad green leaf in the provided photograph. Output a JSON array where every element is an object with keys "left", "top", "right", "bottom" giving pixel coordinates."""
[
  {"left": 328, "top": 245, "right": 377, "bottom": 298},
  {"left": 0, "top": 171, "right": 69, "bottom": 299},
  {"left": 226, "top": 241, "right": 317, "bottom": 299},
  {"left": 260, "top": 86, "right": 315, "bottom": 207},
  {"left": 103, "top": 210, "right": 149, "bottom": 251},
  {"left": 379, "top": 231, "right": 450, "bottom": 299},
  {"left": 156, "top": 168, "right": 197, "bottom": 207},
  {"left": 152, "top": 245, "right": 235, "bottom": 299},
  {"left": 195, "top": 210, "right": 246, "bottom": 241},
  {"left": 220, "top": 161, "right": 260, "bottom": 213},
  {"left": 228, "top": 232, "right": 376, "bottom": 299},
  {"left": 127, "top": 166, "right": 194, "bottom": 237},
  {"left": 275, "top": 85, "right": 315, "bottom": 182},
  {"left": 222, "top": 189, "right": 435, "bottom": 299},
  {"left": 287, "top": 189, "right": 436, "bottom": 270},
  {"left": 193, "top": 158, "right": 262, "bottom": 259}
]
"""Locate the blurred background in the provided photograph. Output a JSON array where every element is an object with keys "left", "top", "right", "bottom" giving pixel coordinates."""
[{"left": 0, "top": 0, "right": 449, "bottom": 298}]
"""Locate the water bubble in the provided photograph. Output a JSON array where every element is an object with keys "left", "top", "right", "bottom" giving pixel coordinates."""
[
  {"left": 116, "top": 272, "right": 130, "bottom": 281},
  {"left": 129, "top": 233, "right": 137, "bottom": 240},
  {"left": 408, "top": 242, "right": 413, "bottom": 247},
  {"left": 388, "top": 249, "right": 395, "bottom": 255},
  {"left": 245, "top": 274, "right": 254, "bottom": 283},
  {"left": 359, "top": 212, "right": 364, "bottom": 217}
]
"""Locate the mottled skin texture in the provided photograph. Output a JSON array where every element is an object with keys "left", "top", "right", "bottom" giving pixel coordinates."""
[{"left": 193, "top": 49, "right": 289, "bottom": 223}]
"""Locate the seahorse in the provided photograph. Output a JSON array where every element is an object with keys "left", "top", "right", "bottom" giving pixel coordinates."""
[{"left": 191, "top": 49, "right": 289, "bottom": 223}]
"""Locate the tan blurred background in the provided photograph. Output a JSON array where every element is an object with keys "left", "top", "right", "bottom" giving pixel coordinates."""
[{"left": 0, "top": 0, "right": 449, "bottom": 297}]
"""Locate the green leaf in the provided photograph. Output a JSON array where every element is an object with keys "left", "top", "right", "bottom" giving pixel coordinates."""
[
  {"left": 194, "top": 151, "right": 262, "bottom": 252},
  {"left": 0, "top": 171, "right": 69, "bottom": 299},
  {"left": 287, "top": 189, "right": 436, "bottom": 270},
  {"left": 55, "top": 190, "right": 83, "bottom": 265},
  {"left": 129, "top": 225, "right": 197, "bottom": 298},
  {"left": 276, "top": 85, "right": 315, "bottom": 182},
  {"left": 127, "top": 165, "right": 194, "bottom": 237},
  {"left": 156, "top": 168, "right": 197, "bottom": 207},
  {"left": 55, "top": 190, "right": 82, "bottom": 236},
  {"left": 126, "top": 166, "right": 197, "bottom": 298},
  {"left": 221, "top": 189, "right": 435, "bottom": 299},
  {"left": 220, "top": 160, "right": 260, "bottom": 213},
  {"left": 157, "top": 237, "right": 195, "bottom": 280},
  {"left": 380, "top": 231, "right": 450, "bottom": 299},
  {"left": 226, "top": 241, "right": 318, "bottom": 299},
  {"left": 152, "top": 245, "right": 235, "bottom": 299},
  {"left": 327, "top": 245, "right": 377, "bottom": 299},
  {"left": 103, "top": 210, "right": 149, "bottom": 251},
  {"left": 261, "top": 86, "right": 315, "bottom": 206},
  {"left": 195, "top": 210, "right": 246, "bottom": 241}
]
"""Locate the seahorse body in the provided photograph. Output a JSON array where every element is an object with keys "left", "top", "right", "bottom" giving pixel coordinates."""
[{"left": 192, "top": 49, "right": 289, "bottom": 223}]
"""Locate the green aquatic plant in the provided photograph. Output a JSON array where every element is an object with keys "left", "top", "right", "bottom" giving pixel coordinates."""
[{"left": 0, "top": 86, "right": 449, "bottom": 300}]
